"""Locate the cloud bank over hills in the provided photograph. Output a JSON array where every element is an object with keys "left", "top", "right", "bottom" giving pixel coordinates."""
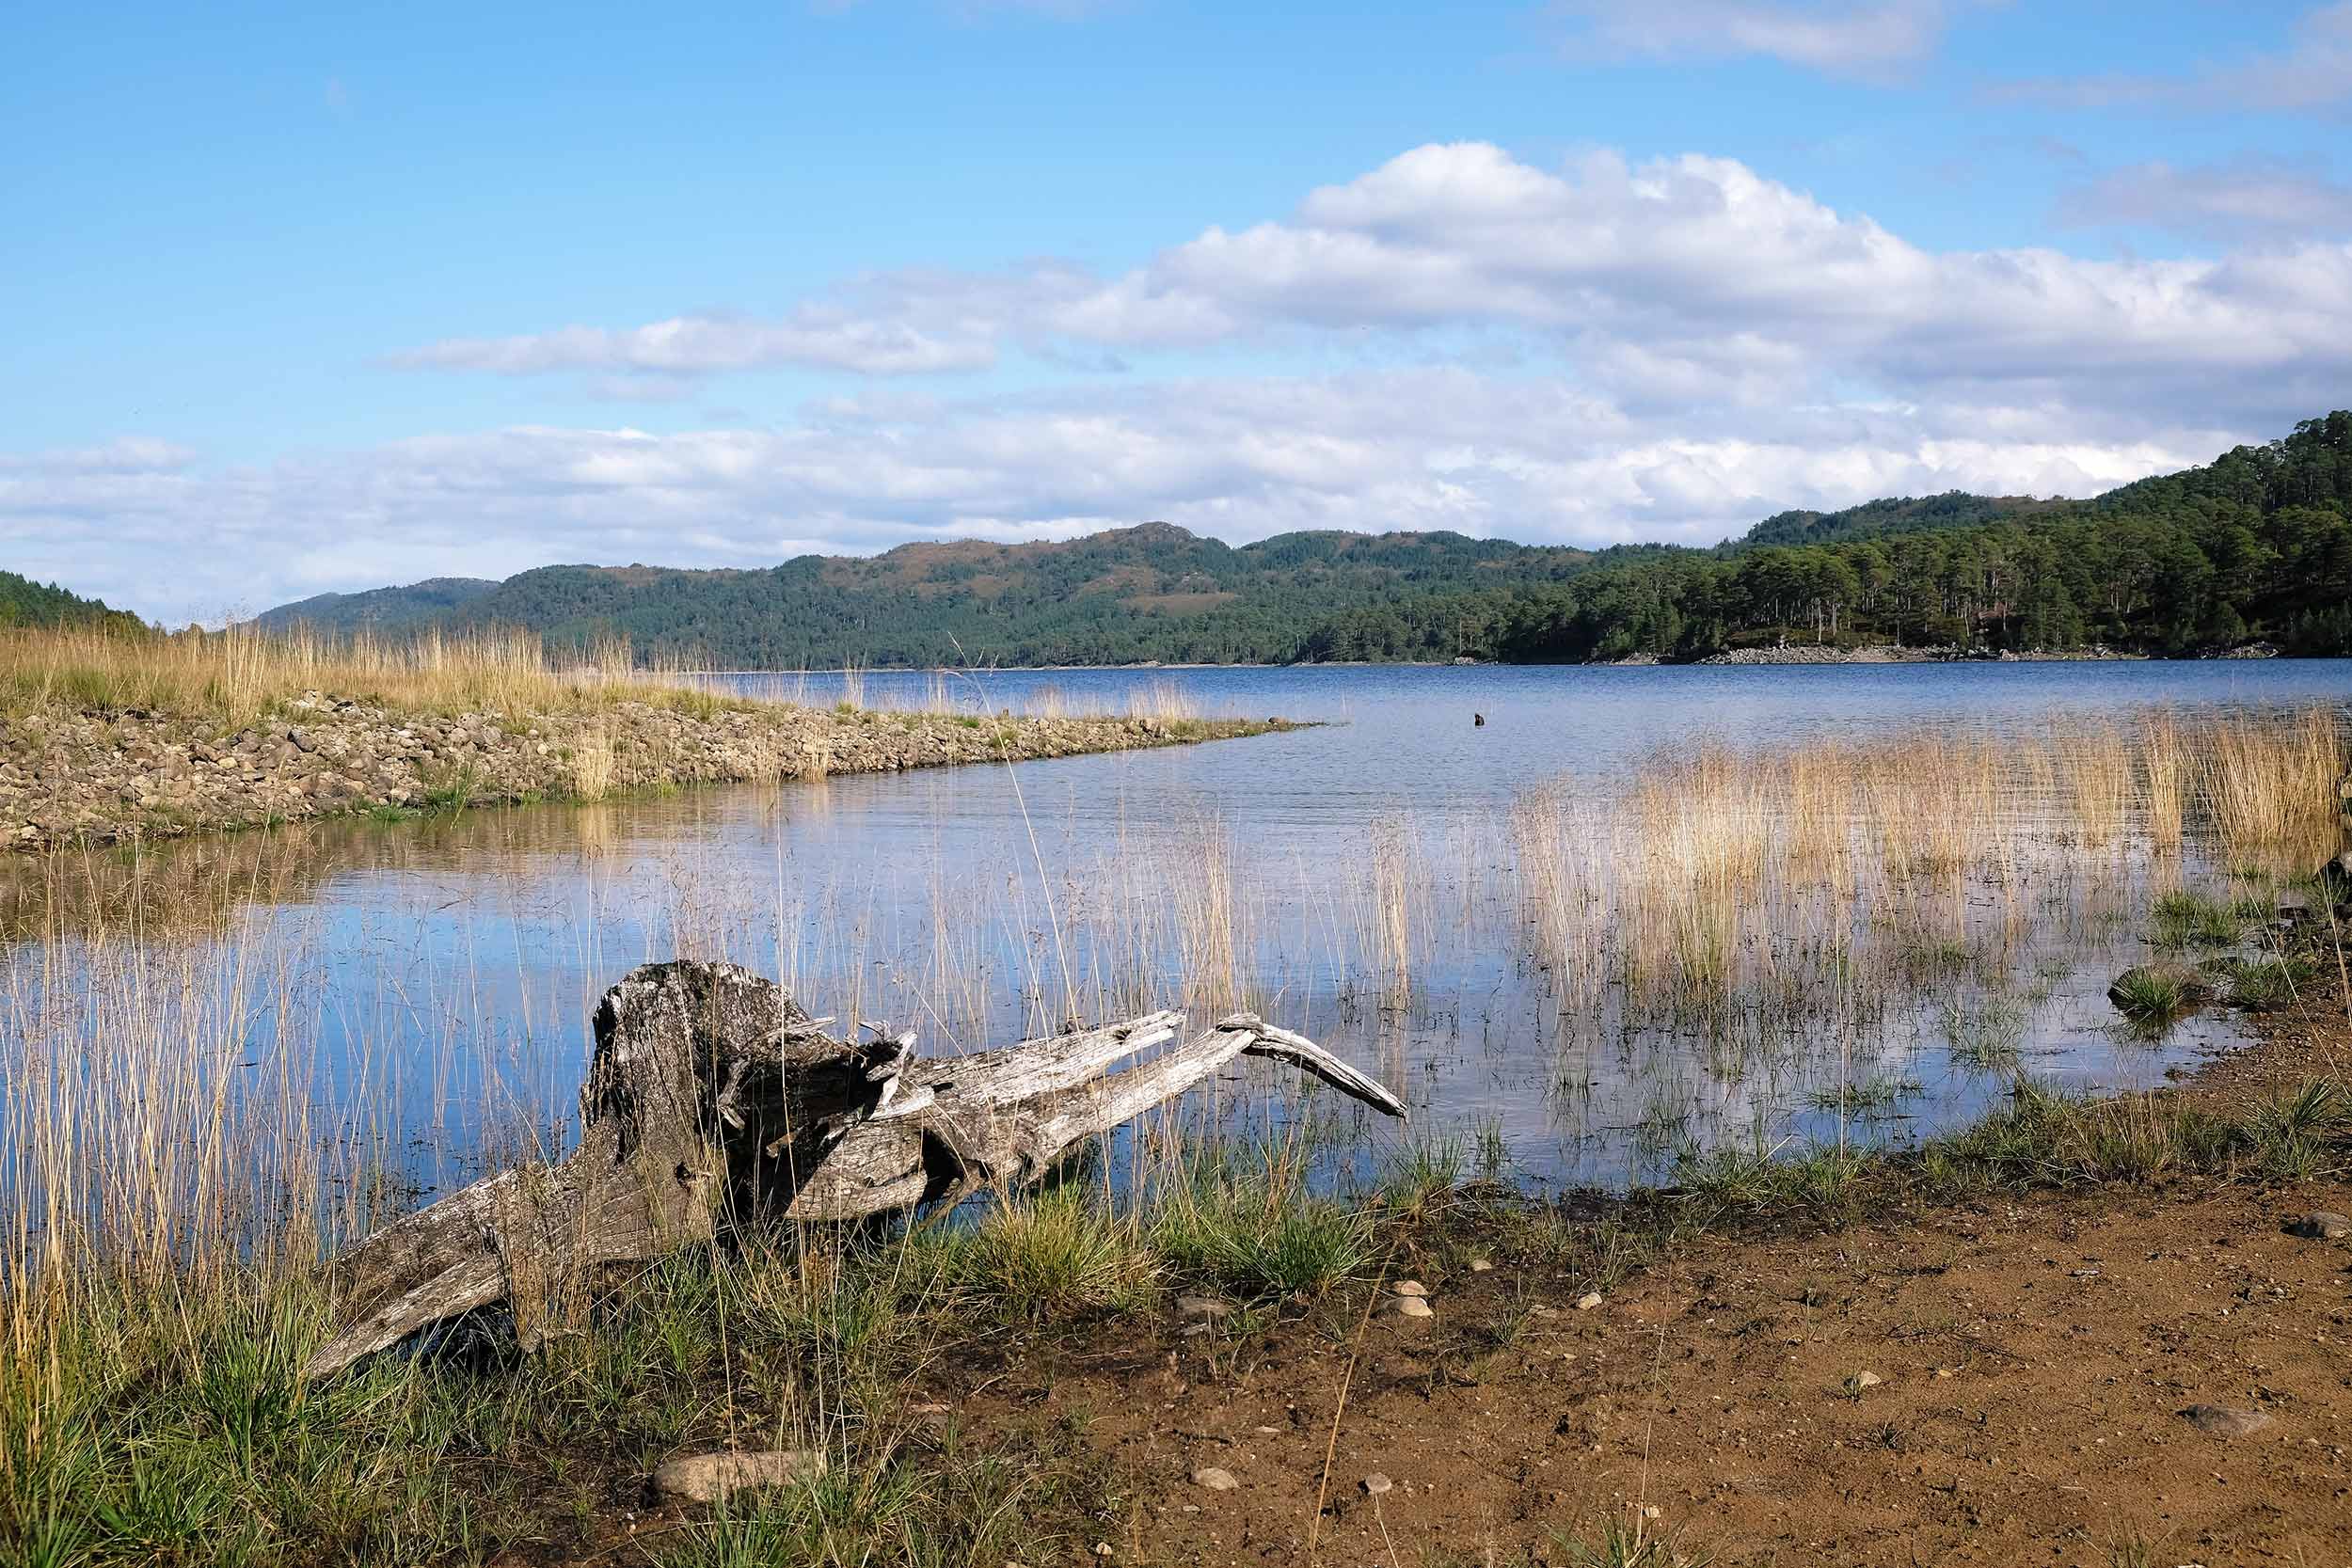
[{"left": 8, "top": 140, "right": 2343, "bottom": 621}]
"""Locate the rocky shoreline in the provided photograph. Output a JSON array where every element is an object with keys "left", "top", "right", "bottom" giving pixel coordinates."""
[
  {"left": 0, "top": 693, "right": 1293, "bottom": 852},
  {"left": 1691, "top": 642, "right": 2159, "bottom": 666}
]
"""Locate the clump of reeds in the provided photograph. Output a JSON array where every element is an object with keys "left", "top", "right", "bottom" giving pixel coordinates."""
[
  {"left": 2137, "top": 711, "right": 2187, "bottom": 851},
  {"left": 1124, "top": 678, "right": 1200, "bottom": 725},
  {"left": 2059, "top": 724, "right": 2134, "bottom": 850},
  {"left": 2197, "top": 705, "right": 2344, "bottom": 850},
  {"left": 566, "top": 722, "right": 617, "bottom": 800},
  {"left": 2106, "top": 963, "right": 2205, "bottom": 1020}
]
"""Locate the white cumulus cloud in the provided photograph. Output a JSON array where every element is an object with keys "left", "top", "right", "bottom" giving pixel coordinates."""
[{"left": 21, "top": 140, "right": 2345, "bottom": 623}]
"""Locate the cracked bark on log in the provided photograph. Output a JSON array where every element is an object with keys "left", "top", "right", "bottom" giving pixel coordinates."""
[{"left": 301, "top": 958, "right": 1404, "bottom": 1381}]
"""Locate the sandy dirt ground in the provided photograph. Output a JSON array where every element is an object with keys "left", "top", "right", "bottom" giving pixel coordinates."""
[{"left": 937, "top": 1007, "right": 2352, "bottom": 1567}]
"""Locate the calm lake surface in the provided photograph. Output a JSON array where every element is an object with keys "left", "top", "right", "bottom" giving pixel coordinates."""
[{"left": 14, "top": 660, "right": 2352, "bottom": 1206}]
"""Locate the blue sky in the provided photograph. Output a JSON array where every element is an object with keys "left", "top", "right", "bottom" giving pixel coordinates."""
[{"left": 6, "top": 1, "right": 2350, "bottom": 622}]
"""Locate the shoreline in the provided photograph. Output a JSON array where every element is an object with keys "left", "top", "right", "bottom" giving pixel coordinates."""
[
  {"left": 693, "top": 645, "right": 2307, "bottom": 674},
  {"left": 0, "top": 693, "right": 1297, "bottom": 853}
]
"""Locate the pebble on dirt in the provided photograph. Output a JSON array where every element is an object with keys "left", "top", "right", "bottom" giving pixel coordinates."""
[
  {"left": 1190, "top": 1466, "right": 1239, "bottom": 1491},
  {"left": 1361, "top": 1473, "right": 1394, "bottom": 1496},
  {"left": 2181, "top": 1404, "right": 2276, "bottom": 1437},
  {"left": 1390, "top": 1294, "right": 1434, "bottom": 1319},
  {"left": 651, "top": 1449, "right": 824, "bottom": 1504},
  {"left": 2291, "top": 1211, "right": 2349, "bottom": 1239},
  {"left": 1576, "top": 1291, "right": 1604, "bottom": 1310}
]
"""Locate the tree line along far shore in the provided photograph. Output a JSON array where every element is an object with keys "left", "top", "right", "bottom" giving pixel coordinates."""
[{"left": 20, "top": 409, "right": 2352, "bottom": 671}]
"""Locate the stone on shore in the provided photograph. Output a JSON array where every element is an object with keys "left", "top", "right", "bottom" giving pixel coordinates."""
[{"left": 653, "top": 1449, "right": 824, "bottom": 1503}]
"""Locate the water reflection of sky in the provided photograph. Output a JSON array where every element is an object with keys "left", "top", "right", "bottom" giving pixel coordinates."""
[{"left": 9, "top": 660, "right": 2351, "bottom": 1201}]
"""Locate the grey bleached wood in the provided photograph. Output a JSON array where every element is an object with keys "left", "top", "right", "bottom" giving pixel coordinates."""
[{"left": 301, "top": 961, "right": 1403, "bottom": 1381}]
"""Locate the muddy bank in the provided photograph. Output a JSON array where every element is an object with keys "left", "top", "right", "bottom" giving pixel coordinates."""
[
  {"left": 0, "top": 693, "right": 1295, "bottom": 851},
  {"left": 818, "top": 1004, "right": 2352, "bottom": 1568}
]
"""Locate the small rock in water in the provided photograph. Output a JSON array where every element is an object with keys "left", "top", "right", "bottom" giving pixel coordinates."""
[
  {"left": 1391, "top": 1279, "right": 1429, "bottom": 1298},
  {"left": 1360, "top": 1473, "right": 1394, "bottom": 1496},
  {"left": 2292, "top": 1211, "right": 2350, "bottom": 1240},
  {"left": 2182, "top": 1403, "right": 2274, "bottom": 1438},
  {"left": 1190, "top": 1466, "right": 1239, "bottom": 1492},
  {"left": 652, "top": 1449, "right": 824, "bottom": 1504},
  {"left": 1470, "top": 1259, "right": 1493, "bottom": 1273},
  {"left": 1576, "top": 1291, "right": 1604, "bottom": 1311},
  {"left": 1390, "top": 1295, "right": 1434, "bottom": 1319},
  {"left": 1175, "top": 1294, "right": 1233, "bottom": 1320}
]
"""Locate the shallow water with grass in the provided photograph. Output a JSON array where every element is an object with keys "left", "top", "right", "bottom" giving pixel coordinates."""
[{"left": 5, "top": 661, "right": 2349, "bottom": 1254}]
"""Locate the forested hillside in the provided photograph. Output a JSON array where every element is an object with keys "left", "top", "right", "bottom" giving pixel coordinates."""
[
  {"left": 0, "top": 571, "right": 144, "bottom": 634},
  {"left": 433, "top": 523, "right": 1609, "bottom": 667},
  {"left": 256, "top": 412, "right": 2352, "bottom": 665},
  {"left": 255, "top": 577, "right": 500, "bottom": 634}
]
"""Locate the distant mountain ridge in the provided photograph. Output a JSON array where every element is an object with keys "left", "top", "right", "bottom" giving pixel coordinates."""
[
  {"left": 254, "top": 577, "right": 501, "bottom": 634},
  {"left": 247, "top": 411, "right": 2352, "bottom": 664}
]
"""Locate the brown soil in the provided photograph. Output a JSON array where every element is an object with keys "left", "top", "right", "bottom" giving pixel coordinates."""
[{"left": 945, "top": 1006, "right": 2352, "bottom": 1566}]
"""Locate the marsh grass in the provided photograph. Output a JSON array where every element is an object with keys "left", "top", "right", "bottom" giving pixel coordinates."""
[
  {"left": 0, "top": 623, "right": 737, "bottom": 729},
  {"left": 2151, "top": 889, "right": 2248, "bottom": 947},
  {"left": 566, "top": 721, "right": 617, "bottom": 802},
  {"left": 2107, "top": 965, "right": 2203, "bottom": 1020},
  {"left": 1146, "top": 1148, "right": 1375, "bottom": 1298}
]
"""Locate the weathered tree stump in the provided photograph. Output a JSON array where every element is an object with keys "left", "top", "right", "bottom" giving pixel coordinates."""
[{"left": 301, "top": 959, "right": 1405, "bottom": 1380}]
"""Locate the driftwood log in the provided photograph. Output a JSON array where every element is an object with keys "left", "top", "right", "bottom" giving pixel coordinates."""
[{"left": 302, "top": 959, "right": 1405, "bottom": 1380}]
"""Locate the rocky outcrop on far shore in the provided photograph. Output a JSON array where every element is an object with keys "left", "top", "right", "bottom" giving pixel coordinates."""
[
  {"left": 1692, "top": 643, "right": 2159, "bottom": 666},
  {"left": 0, "top": 693, "right": 1292, "bottom": 852}
]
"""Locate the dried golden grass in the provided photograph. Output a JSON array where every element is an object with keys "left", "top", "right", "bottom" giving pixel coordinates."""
[
  {"left": 0, "top": 622, "right": 727, "bottom": 729},
  {"left": 2199, "top": 705, "right": 2344, "bottom": 849}
]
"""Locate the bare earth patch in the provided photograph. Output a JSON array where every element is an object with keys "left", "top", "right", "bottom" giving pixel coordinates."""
[{"left": 820, "top": 1006, "right": 2352, "bottom": 1568}]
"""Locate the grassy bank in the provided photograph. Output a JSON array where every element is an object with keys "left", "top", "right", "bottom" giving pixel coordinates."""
[
  {"left": 0, "top": 625, "right": 726, "bottom": 728},
  {"left": 0, "top": 625, "right": 1290, "bottom": 851},
  {"left": 8, "top": 1047, "right": 2351, "bottom": 1567}
]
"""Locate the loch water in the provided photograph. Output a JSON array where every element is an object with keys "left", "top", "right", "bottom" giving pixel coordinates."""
[{"left": 9, "top": 659, "right": 2352, "bottom": 1208}]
